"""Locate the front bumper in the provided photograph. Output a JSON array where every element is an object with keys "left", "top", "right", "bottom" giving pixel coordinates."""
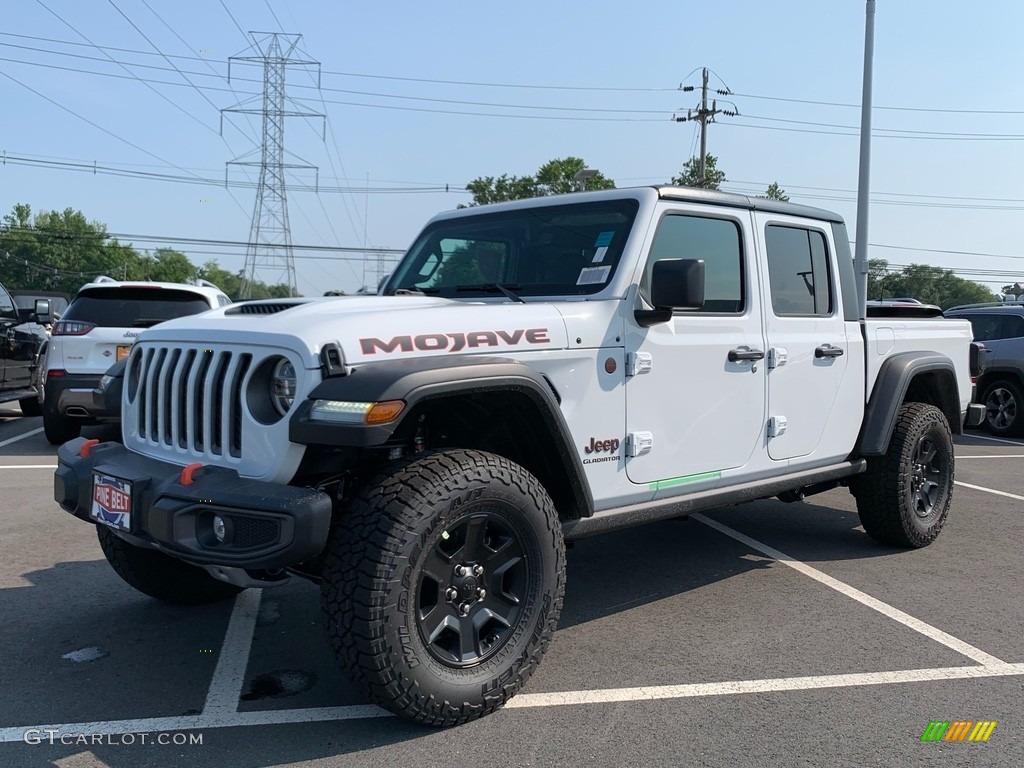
[{"left": 55, "top": 438, "right": 333, "bottom": 569}]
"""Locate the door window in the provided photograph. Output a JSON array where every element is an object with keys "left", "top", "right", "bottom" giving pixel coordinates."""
[
  {"left": 643, "top": 214, "right": 744, "bottom": 313},
  {"left": 765, "top": 225, "right": 833, "bottom": 316},
  {"left": 0, "top": 286, "right": 15, "bottom": 318}
]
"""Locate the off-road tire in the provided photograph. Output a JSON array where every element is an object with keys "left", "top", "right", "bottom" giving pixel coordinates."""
[
  {"left": 19, "top": 397, "right": 41, "bottom": 417},
  {"left": 321, "top": 449, "right": 565, "bottom": 726},
  {"left": 981, "top": 379, "right": 1024, "bottom": 437},
  {"left": 97, "top": 526, "right": 243, "bottom": 605},
  {"left": 853, "top": 402, "right": 954, "bottom": 548},
  {"left": 43, "top": 408, "right": 81, "bottom": 445}
]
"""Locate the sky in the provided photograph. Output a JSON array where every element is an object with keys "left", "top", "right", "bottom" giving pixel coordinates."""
[{"left": 0, "top": 0, "right": 1021, "bottom": 296}]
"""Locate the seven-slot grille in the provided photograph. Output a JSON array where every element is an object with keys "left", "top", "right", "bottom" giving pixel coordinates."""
[{"left": 131, "top": 345, "right": 253, "bottom": 458}]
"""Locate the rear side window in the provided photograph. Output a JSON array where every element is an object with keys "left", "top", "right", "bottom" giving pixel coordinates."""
[
  {"left": 62, "top": 288, "right": 211, "bottom": 328},
  {"left": 765, "top": 225, "right": 833, "bottom": 316},
  {"left": 966, "top": 314, "right": 1024, "bottom": 341}
]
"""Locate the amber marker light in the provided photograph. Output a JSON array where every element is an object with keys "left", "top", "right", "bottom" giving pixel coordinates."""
[{"left": 365, "top": 400, "right": 405, "bottom": 424}]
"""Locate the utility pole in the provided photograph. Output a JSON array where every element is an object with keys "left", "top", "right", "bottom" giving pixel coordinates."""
[
  {"left": 222, "top": 33, "right": 324, "bottom": 298},
  {"left": 854, "top": 1, "right": 876, "bottom": 315},
  {"left": 675, "top": 68, "right": 738, "bottom": 188}
]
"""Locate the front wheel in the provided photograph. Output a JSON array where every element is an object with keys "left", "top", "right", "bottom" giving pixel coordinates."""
[
  {"left": 321, "top": 449, "right": 565, "bottom": 726},
  {"left": 852, "top": 402, "right": 954, "bottom": 547}
]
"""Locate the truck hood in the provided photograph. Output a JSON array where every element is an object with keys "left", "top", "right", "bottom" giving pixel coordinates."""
[{"left": 138, "top": 295, "right": 570, "bottom": 367}]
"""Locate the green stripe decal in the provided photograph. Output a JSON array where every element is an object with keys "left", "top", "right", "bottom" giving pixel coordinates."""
[{"left": 649, "top": 471, "right": 721, "bottom": 491}]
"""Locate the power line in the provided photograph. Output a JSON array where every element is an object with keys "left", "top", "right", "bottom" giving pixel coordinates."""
[
  {"left": 8, "top": 42, "right": 1021, "bottom": 135},
  {"left": 0, "top": 151, "right": 459, "bottom": 192},
  {"left": 729, "top": 91, "right": 1024, "bottom": 115},
  {"left": 2, "top": 29, "right": 1021, "bottom": 115}
]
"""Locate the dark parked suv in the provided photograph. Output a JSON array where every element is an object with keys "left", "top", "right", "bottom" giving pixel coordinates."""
[
  {"left": 945, "top": 302, "right": 1024, "bottom": 435},
  {"left": 0, "top": 281, "right": 49, "bottom": 416}
]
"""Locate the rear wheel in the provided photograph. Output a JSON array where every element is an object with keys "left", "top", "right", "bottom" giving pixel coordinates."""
[
  {"left": 19, "top": 397, "right": 41, "bottom": 417},
  {"left": 321, "top": 449, "right": 565, "bottom": 726},
  {"left": 852, "top": 402, "right": 954, "bottom": 547},
  {"left": 97, "top": 527, "right": 243, "bottom": 605},
  {"left": 981, "top": 379, "right": 1024, "bottom": 436},
  {"left": 43, "top": 408, "right": 80, "bottom": 445}
]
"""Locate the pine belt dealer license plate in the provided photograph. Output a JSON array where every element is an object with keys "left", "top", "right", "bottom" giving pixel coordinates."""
[{"left": 91, "top": 473, "right": 132, "bottom": 531}]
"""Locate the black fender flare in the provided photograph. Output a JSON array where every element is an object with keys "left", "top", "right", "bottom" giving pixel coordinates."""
[
  {"left": 856, "top": 351, "right": 962, "bottom": 457},
  {"left": 289, "top": 356, "right": 594, "bottom": 517}
]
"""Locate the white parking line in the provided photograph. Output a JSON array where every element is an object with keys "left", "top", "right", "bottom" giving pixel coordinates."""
[
  {"left": 3, "top": 663, "right": 1023, "bottom": 741},
  {"left": 955, "top": 481, "right": 1024, "bottom": 503},
  {"left": 0, "top": 427, "right": 43, "bottom": 449},
  {"left": 508, "top": 663, "right": 1024, "bottom": 708},
  {"left": 202, "top": 589, "right": 263, "bottom": 715},
  {"left": 0, "top": 464, "right": 57, "bottom": 470},
  {"left": 692, "top": 513, "right": 1006, "bottom": 666},
  {"left": 961, "top": 433, "right": 1024, "bottom": 447},
  {"left": 956, "top": 455, "right": 1024, "bottom": 460}
]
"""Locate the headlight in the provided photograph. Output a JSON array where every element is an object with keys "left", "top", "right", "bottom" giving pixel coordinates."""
[
  {"left": 270, "top": 358, "right": 297, "bottom": 416},
  {"left": 310, "top": 399, "right": 405, "bottom": 424}
]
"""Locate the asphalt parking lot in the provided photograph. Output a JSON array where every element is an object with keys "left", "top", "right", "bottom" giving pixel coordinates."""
[{"left": 1, "top": 405, "right": 1023, "bottom": 767}]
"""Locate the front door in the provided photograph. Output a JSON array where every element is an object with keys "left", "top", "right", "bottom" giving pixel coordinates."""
[{"left": 624, "top": 206, "right": 766, "bottom": 487}]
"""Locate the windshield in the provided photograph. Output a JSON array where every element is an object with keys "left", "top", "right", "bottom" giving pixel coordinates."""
[
  {"left": 62, "top": 287, "right": 211, "bottom": 327},
  {"left": 385, "top": 198, "right": 640, "bottom": 298}
]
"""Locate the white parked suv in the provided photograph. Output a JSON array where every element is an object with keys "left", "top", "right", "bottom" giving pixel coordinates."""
[
  {"left": 55, "top": 188, "right": 984, "bottom": 726},
  {"left": 43, "top": 277, "right": 231, "bottom": 444}
]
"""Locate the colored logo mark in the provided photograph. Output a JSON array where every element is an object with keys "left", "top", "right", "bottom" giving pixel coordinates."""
[
  {"left": 920, "top": 720, "right": 997, "bottom": 742},
  {"left": 200, "top": 199, "right": 213, "bottom": 203}
]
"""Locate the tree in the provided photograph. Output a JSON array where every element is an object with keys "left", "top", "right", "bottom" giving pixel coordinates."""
[
  {"left": 464, "top": 156, "right": 615, "bottom": 206},
  {"left": 764, "top": 182, "right": 790, "bottom": 202},
  {"left": 871, "top": 261, "right": 995, "bottom": 308},
  {"left": 534, "top": 157, "right": 614, "bottom": 196},
  {"left": 0, "top": 203, "right": 295, "bottom": 298},
  {"left": 670, "top": 154, "right": 726, "bottom": 190},
  {"left": 1001, "top": 282, "right": 1024, "bottom": 298}
]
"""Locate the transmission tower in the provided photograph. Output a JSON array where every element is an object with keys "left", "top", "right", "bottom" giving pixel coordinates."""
[{"left": 222, "top": 33, "right": 324, "bottom": 297}]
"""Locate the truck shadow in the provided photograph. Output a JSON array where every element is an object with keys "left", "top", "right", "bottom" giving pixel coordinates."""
[{"left": 0, "top": 496, "right": 914, "bottom": 767}]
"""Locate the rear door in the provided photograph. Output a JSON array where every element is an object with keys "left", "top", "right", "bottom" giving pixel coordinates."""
[
  {"left": 0, "top": 284, "right": 16, "bottom": 386},
  {"left": 756, "top": 215, "right": 861, "bottom": 462}
]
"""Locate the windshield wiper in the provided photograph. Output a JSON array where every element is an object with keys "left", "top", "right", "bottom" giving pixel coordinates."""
[{"left": 455, "top": 283, "right": 525, "bottom": 303}]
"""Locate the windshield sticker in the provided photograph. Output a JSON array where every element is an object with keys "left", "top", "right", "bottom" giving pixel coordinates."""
[
  {"left": 594, "top": 231, "right": 615, "bottom": 248},
  {"left": 592, "top": 245, "right": 609, "bottom": 263},
  {"left": 576, "top": 266, "right": 611, "bottom": 286}
]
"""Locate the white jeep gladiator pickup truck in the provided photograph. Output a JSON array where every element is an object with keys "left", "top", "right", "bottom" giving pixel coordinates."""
[{"left": 55, "top": 186, "right": 985, "bottom": 726}]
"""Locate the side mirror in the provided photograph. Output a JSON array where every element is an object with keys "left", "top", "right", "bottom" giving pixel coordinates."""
[
  {"left": 636, "top": 259, "right": 706, "bottom": 327},
  {"left": 650, "top": 259, "right": 705, "bottom": 310},
  {"left": 33, "top": 298, "right": 53, "bottom": 324}
]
